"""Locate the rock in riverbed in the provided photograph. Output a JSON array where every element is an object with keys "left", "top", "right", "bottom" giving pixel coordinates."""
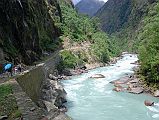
[
  {"left": 154, "top": 90, "right": 159, "bottom": 97},
  {"left": 110, "top": 76, "right": 131, "bottom": 84},
  {"left": 144, "top": 100, "right": 154, "bottom": 106},
  {"left": 128, "top": 79, "right": 139, "bottom": 84},
  {"left": 90, "top": 74, "right": 105, "bottom": 78},
  {"left": 113, "top": 86, "right": 125, "bottom": 92},
  {"left": 128, "top": 87, "right": 143, "bottom": 94}
]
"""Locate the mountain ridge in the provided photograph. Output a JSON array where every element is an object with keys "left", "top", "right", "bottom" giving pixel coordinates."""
[
  {"left": 96, "top": 0, "right": 153, "bottom": 34},
  {"left": 75, "top": 0, "right": 105, "bottom": 16}
]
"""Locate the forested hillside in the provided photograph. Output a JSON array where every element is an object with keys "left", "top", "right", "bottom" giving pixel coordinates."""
[
  {"left": 58, "top": 0, "right": 120, "bottom": 70},
  {"left": 96, "top": 0, "right": 156, "bottom": 34},
  {"left": 96, "top": 0, "right": 159, "bottom": 88},
  {"left": 138, "top": 2, "right": 159, "bottom": 88},
  {"left": 96, "top": 0, "right": 157, "bottom": 51},
  {"left": 0, "top": 0, "right": 120, "bottom": 68}
]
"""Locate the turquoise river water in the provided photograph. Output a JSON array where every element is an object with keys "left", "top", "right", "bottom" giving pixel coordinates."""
[{"left": 62, "top": 54, "right": 159, "bottom": 120}]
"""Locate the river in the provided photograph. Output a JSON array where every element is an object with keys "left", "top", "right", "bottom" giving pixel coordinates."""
[{"left": 62, "top": 54, "right": 159, "bottom": 120}]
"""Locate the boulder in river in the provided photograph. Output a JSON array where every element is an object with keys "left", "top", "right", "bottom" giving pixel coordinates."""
[
  {"left": 144, "top": 100, "right": 154, "bottom": 106},
  {"left": 128, "top": 87, "right": 143, "bottom": 94},
  {"left": 90, "top": 74, "right": 105, "bottom": 78},
  {"left": 110, "top": 76, "right": 130, "bottom": 84},
  {"left": 128, "top": 79, "right": 139, "bottom": 84},
  {"left": 154, "top": 90, "right": 159, "bottom": 97},
  {"left": 113, "top": 86, "right": 125, "bottom": 92},
  {"left": 127, "top": 84, "right": 138, "bottom": 90}
]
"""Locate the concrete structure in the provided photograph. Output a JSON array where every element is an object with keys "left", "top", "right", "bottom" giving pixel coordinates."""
[{"left": 16, "top": 51, "right": 61, "bottom": 103}]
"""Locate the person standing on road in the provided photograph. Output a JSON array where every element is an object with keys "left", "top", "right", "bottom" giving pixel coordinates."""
[{"left": 3, "top": 63, "right": 13, "bottom": 76}]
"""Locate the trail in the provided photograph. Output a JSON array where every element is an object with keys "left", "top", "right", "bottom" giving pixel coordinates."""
[{"left": 0, "top": 50, "right": 60, "bottom": 85}]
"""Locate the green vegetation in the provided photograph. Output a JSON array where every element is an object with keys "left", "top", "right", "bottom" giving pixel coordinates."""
[
  {"left": 0, "top": 84, "right": 12, "bottom": 97},
  {"left": 91, "top": 32, "right": 110, "bottom": 63},
  {"left": 0, "top": 84, "right": 21, "bottom": 119},
  {"left": 96, "top": 0, "right": 155, "bottom": 52},
  {"left": 138, "top": 3, "right": 159, "bottom": 87},
  {"left": 58, "top": 0, "right": 120, "bottom": 69},
  {"left": 60, "top": 1, "right": 98, "bottom": 42},
  {"left": 95, "top": 0, "right": 159, "bottom": 88},
  {"left": 110, "top": 1, "right": 159, "bottom": 88},
  {"left": 59, "top": 50, "right": 84, "bottom": 69}
]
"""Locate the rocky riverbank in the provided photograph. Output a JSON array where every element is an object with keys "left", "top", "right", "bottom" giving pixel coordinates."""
[
  {"left": 58, "top": 56, "right": 122, "bottom": 79},
  {"left": 110, "top": 61, "right": 159, "bottom": 98},
  {"left": 51, "top": 53, "right": 158, "bottom": 120},
  {"left": 40, "top": 76, "right": 71, "bottom": 120},
  {"left": 40, "top": 56, "right": 122, "bottom": 119}
]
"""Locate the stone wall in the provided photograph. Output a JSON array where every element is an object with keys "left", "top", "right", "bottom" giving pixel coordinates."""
[
  {"left": 16, "top": 66, "right": 45, "bottom": 103},
  {"left": 42, "top": 51, "right": 61, "bottom": 78},
  {"left": 16, "top": 52, "right": 61, "bottom": 103}
]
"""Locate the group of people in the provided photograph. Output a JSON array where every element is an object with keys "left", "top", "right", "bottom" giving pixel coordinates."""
[{"left": 0, "top": 63, "right": 22, "bottom": 77}]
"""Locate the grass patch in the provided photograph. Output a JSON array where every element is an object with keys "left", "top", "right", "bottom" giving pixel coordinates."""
[
  {"left": 11, "top": 109, "right": 22, "bottom": 119},
  {"left": 0, "top": 84, "right": 12, "bottom": 97},
  {"left": 0, "top": 84, "right": 21, "bottom": 119}
]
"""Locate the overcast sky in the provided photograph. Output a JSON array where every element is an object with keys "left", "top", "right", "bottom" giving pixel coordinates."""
[{"left": 72, "top": 0, "right": 108, "bottom": 5}]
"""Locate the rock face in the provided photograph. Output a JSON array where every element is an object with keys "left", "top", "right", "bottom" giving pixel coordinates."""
[
  {"left": 53, "top": 113, "right": 71, "bottom": 120},
  {"left": 0, "top": 0, "right": 62, "bottom": 65},
  {"left": 40, "top": 78, "right": 69, "bottom": 120},
  {"left": 75, "top": 0, "right": 105, "bottom": 16},
  {"left": 41, "top": 79, "right": 67, "bottom": 109},
  {"left": 0, "top": 48, "right": 4, "bottom": 62}
]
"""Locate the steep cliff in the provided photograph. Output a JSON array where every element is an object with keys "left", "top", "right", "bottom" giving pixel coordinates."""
[
  {"left": 96, "top": 0, "right": 156, "bottom": 34},
  {"left": 0, "top": 0, "right": 62, "bottom": 65},
  {"left": 76, "top": 0, "right": 105, "bottom": 16},
  {"left": 96, "top": 0, "right": 132, "bottom": 33}
]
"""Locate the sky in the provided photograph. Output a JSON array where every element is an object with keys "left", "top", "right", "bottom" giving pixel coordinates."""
[{"left": 72, "top": 0, "right": 108, "bottom": 5}]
